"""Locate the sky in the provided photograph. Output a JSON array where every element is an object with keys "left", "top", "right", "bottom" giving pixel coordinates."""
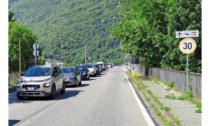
[{"left": 1, "top": 0, "right": 209, "bottom": 126}]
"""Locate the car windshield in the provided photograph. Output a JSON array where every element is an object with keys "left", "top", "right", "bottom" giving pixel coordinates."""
[
  {"left": 24, "top": 66, "right": 52, "bottom": 77},
  {"left": 86, "top": 65, "right": 92, "bottom": 68},
  {"left": 61, "top": 68, "right": 74, "bottom": 73},
  {"left": 94, "top": 65, "right": 99, "bottom": 68},
  {"left": 77, "top": 66, "right": 86, "bottom": 71}
]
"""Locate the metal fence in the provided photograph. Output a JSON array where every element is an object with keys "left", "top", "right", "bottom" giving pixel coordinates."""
[{"left": 129, "top": 64, "right": 201, "bottom": 100}]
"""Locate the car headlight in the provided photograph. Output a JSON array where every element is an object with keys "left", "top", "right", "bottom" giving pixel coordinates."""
[
  {"left": 82, "top": 72, "right": 86, "bottom": 75},
  {"left": 17, "top": 78, "right": 23, "bottom": 84},
  {"left": 16, "top": 78, "right": 23, "bottom": 87},
  {"left": 16, "top": 83, "right": 21, "bottom": 88},
  {"left": 43, "top": 83, "right": 50, "bottom": 87},
  {"left": 64, "top": 78, "right": 70, "bottom": 81}
]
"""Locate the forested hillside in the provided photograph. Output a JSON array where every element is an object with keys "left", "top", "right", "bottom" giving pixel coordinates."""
[{"left": 9, "top": 0, "right": 123, "bottom": 65}]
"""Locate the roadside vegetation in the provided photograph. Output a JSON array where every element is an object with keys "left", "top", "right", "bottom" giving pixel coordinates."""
[
  {"left": 9, "top": 10, "right": 39, "bottom": 93},
  {"left": 111, "top": 0, "right": 201, "bottom": 73},
  {"left": 149, "top": 76, "right": 202, "bottom": 113},
  {"left": 126, "top": 71, "right": 181, "bottom": 126}
]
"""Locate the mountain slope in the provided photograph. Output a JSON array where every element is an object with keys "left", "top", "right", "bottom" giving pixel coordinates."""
[{"left": 10, "top": 0, "right": 123, "bottom": 65}]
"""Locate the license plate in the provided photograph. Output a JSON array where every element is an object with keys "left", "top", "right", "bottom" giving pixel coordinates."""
[{"left": 26, "top": 87, "right": 36, "bottom": 91}]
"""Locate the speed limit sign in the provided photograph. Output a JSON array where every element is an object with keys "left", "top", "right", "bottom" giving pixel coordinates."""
[{"left": 179, "top": 38, "right": 197, "bottom": 54}]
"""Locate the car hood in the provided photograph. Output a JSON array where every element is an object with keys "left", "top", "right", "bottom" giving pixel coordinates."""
[
  {"left": 79, "top": 70, "right": 86, "bottom": 73},
  {"left": 20, "top": 76, "right": 52, "bottom": 82},
  {"left": 88, "top": 68, "right": 94, "bottom": 71},
  {"left": 63, "top": 73, "right": 74, "bottom": 78}
]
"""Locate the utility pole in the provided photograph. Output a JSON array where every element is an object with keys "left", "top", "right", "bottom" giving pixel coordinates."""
[
  {"left": 19, "top": 38, "right": 21, "bottom": 77},
  {"left": 85, "top": 45, "right": 87, "bottom": 64},
  {"left": 64, "top": 49, "right": 66, "bottom": 64}
]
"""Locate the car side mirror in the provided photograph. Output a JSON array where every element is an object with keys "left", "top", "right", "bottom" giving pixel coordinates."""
[
  {"left": 53, "top": 73, "right": 58, "bottom": 77},
  {"left": 20, "top": 71, "right": 25, "bottom": 76}
]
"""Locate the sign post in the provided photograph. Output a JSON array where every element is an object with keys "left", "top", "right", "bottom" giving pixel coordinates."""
[
  {"left": 33, "top": 43, "right": 39, "bottom": 65},
  {"left": 179, "top": 38, "right": 197, "bottom": 89},
  {"left": 176, "top": 30, "right": 199, "bottom": 38}
]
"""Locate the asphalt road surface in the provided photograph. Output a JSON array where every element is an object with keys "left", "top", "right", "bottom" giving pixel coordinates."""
[{"left": 9, "top": 66, "right": 150, "bottom": 126}]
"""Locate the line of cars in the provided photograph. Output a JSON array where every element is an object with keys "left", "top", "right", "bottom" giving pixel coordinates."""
[{"left": 15, "top": 62, "right": 113, "bottom": 100}]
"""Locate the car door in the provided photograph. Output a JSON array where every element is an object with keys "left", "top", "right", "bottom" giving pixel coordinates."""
[
  {"left": 86, "top": 67, "right": 90, "bottom": 78},
  {"left": 75, "top": 67, "right": 80, "bottom": 83},
  {"left": 53, "top": 67, "right": 61, "bottom": 91},
  {"left": 56, "top": 67, "right": 63, "bottom": 90}
]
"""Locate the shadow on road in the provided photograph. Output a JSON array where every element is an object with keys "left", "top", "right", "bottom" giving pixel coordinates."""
[
  {"left": 77, "top": 83, "right": 89, "bottom": 87},
  {"left": 65, "top": 83, "right": 89, "bottom": 88},
  {"left": 87, "top": 78, "right": 96, "bottom": 81},
  {"left": 9, "top": 90, "right": 83, "bottom": 104},
  {"left": 99, "top": 73, "right": 106, "bottom": 76},
  {"left": 93, "top": 73, "right": 106, "bottom": 78},
  {"left": 93, "top": 75, "right": 102, "bottom": 77},
  {"left": 8, "top": 119, "right": 20, "bottom": 126}
]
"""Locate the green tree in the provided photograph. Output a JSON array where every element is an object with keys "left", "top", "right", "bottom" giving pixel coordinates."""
[
  {"left": 111, "top": 0, "right": 168, "bottom": 67},
  {"left": 161, "top": 0, "right": 201, "bottom": 72},
  {"left": 9, "top": 22, "right": 37, "bottom": 72},
  {"left": 9, "top": 6, "right": 15, "bottom": 22},
  {"left": 111, "top": 0, "right": 201, "bottom": 73}
]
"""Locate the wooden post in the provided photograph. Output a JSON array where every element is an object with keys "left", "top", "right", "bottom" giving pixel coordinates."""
[
  {"left": 19, "top": 38, "right": 21, "bottom": 77},
  {"left": 85, "top": 45, "right": 87, "bottom": 64},
  {"left": 64, "top": 50, "right": 66, "bottom": 64}
]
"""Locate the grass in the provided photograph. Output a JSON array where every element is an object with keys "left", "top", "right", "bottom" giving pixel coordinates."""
[
  {"left": 165, "top": 94, "right": 176, "bottom": 100},
  {"left": 178, "top": 91, "right": 202, "bottom": 113},
  {"left": 149, "top": 76, "right": 174, "bottom": 88},
  {"left": 150, "top": 75, "right": 202, "bottom": 114},
  {"left": 9, "top": 75, "right": 19, "bottom": 93},
  {"left": 195, "top": 108, "right": 202, "bottom": 113},
  {"left": 161, "top": 106, "right": 171, "bottom": 112},
  {"left": 126, "top": 71, "right": 181, "bottom": 126},
  {"left": 165, "top": 91, "right": 202, "bottom": 113}
]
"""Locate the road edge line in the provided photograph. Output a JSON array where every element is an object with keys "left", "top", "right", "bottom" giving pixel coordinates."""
[{"left": 123, "top": 67, "right": 155, "bottom": 126}]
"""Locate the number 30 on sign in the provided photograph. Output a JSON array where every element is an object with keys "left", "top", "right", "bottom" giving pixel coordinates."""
[{"left": 179, "top": 38, "right": 197, "bottom": 54}]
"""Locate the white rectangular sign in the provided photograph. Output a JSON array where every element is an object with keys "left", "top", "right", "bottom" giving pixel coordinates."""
[{"left": 176, "top": 30, "right": 199, "bottom": 38}]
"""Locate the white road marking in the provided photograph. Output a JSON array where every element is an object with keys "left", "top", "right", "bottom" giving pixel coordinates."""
[{"left": 123, "top": 67, "right": 155, "bottom": 126}]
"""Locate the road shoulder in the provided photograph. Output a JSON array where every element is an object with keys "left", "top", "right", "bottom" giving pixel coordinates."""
[{"left": 122, "top": 66, "right": 201, "bottom": 126}]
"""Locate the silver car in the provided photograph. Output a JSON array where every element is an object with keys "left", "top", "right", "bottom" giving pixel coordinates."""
[
  {"left": 61, "top": 66, "right": 82, "bottom": 87},
  {"left": 16, "top": 65, "right": 65, "bottom": 100}
]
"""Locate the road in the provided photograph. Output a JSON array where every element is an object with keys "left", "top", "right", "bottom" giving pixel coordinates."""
[{"left": 9, "top": 66, "right": 150, "bottom": 126}]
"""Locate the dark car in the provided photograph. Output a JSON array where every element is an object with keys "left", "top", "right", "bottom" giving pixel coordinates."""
[
  {"left": 93, "top": 64, "right": 101, "bottom": 75},
  {"left": 75, "top": 65, "right": 90, "bottom": 80},
  {"left": 97, "top": 62, "right": 106, "bottom": 71},
  {"left": 61, "top": 67, "right": 82, "bottom": 87}
]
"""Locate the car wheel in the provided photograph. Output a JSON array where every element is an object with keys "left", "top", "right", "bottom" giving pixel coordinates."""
[
  {"left": 74, "top": 81, "right": 77, "bottom": 87},
  {"left": 17, "top": 95, "right": 24, "bottom": 100},
  {"left": 60, "top": 83, "right": 65, "bottom": 94},
  {"left": 50, "top": 86, "right": 56, "bottom": 99},
  {"left": 79, "top": 80, "right": 82, "bottom": 85}
]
